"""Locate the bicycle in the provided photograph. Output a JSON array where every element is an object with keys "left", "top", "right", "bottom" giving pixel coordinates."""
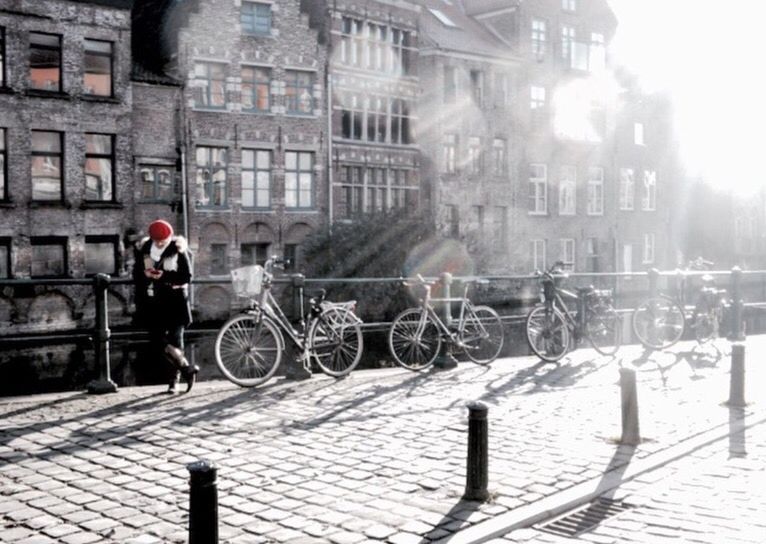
[
  {"left": 525, "top": 262, "right": 621, "bottom": 362},
  {"left": 387, "top": 275, "right": 504, "bottom": 371},
  {"left": 214, "top": 257, "right": 364, "bottom": 387},
  {"left": 632, "top": 260, "right": 731, "bottom": 349}
]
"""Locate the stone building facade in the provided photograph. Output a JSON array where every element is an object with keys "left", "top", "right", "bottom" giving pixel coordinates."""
[{"left": 0, "top": 0, "right": 134, "bottom": 331}]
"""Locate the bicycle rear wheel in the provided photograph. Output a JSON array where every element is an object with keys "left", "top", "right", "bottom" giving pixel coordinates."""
[
  {"left": 586, "top": 301, "right": 621, "bottom": 355},
  {"left": 388, "top": 308, "right": 441, "bottom": 371},
  {"left": 632, "top": 296, "right": 685, "bottom": 350},
  {"left": 309, "top": 307, "right": 364, "bottom": 377},
  {"left": 692, "top": 300, "right": 717, "bottom": 344},
  {"left": 215, "top": 314, "right": 283, "bottom": 387},
  {"left": 460, "top": 305, "right": 504, "bottom": 364},
  {"left": 525, "top": 305, "right": 570, "bottom": 362}
]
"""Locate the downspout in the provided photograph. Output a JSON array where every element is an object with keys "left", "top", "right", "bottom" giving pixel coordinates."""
[{"left": 327, "top": 72, "right": 334, "bottom": 233}]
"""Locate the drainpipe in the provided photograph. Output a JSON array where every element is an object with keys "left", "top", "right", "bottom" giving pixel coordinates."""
[{"left": 327, "top": 72, "right": 334, "bottom": 233}]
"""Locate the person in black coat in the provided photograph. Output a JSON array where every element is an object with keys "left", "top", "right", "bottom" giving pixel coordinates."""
[{"left": 133, "top": 219, "right": 199, "bottom": 393}]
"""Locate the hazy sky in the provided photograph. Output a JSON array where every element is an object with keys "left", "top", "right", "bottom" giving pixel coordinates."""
[{"left": 607, "top": 0, "right": 765, "bottom": 195}]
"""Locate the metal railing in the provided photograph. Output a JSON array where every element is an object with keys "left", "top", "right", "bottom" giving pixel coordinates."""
[{"left": 0, "top": 266, "right": 762, "bottom": 393}]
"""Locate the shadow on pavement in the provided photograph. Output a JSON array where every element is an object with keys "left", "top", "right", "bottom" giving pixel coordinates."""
[
  {"left": 416, "top": 497, "right": 484, "bottom": 544},
  {"left": 729, "top": 406, "right": 747, "bottom": 458}
]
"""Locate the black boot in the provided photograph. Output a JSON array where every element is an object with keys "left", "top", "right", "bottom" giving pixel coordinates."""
[
  {"left": 181, "top": 364, "right": 200, "bottom": 393},
  {"left": 164, "top": 345, "right": 199, "bottom": 393},
  {"left": 167, "top": 370, "right": 180, "bottom": 394}
]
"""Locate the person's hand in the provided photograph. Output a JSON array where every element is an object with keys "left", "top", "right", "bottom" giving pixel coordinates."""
[{"left": 144, "top": 268, "right": 163, "bottom": 279}]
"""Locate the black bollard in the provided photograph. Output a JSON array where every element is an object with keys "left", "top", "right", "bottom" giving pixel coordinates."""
[
  {"left": 187, "top": 460, "right": 219, "bottom": 544},
  {"left": 463, "top": 401, "right": 489, "bottom": 501},
  {"left": 435, "top": 272, "right": 458, "bottom": 370},
  {"left": 729, "top": 267, "right": 746, "bottom": 342},
  {"left": 728, "top": 343, "right": 746, "bottom": 407},
  {"left": 87, "top": 273, "right": 118, "bottom": 394},
  {"left": 619, "top": 368, "right": 641, "bottom": 445}
]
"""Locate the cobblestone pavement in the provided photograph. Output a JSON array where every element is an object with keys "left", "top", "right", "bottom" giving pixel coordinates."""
[{"left": 1, "top": 336, "right": 764, "bottom": 543}]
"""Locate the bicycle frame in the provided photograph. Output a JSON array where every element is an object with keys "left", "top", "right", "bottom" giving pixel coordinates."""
[{"left": 415, "top": 281, "right": 483, "bottom": 339}]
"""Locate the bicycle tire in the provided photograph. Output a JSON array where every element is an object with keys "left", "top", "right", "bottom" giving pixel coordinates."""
[
  {"left": 214, "top": 314, "right": 283, "bottom": 387},
  {"left": 388, "top": 308, "right": 441, "bottom": 371},
  {"left": 632, "top": 296, "right": 685, "bottom": 350},
  {"left": 460, "top": 305, "right": 504, "bottom": 364},
  {"left": 692, "top": 299, "right": 717, "bottom": 344},
  {"left": 586, "top": 300, "right": 621, "bottom": 355},
  {"left": 308, "top": 306, "right": 364, "bottom": 377},
  {"left": 525, "top": 305, "right": 570, "bottom": 362}
]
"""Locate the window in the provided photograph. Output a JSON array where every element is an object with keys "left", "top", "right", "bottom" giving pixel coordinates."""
[
  {"left": 85, "top": 235, "right": 118, "bottom": 275},
  {"left": 285, "top": 70, "right": 314, "bottom": 114},
  {"left": 494, "top": 73, "right": 509, "bottom": 108},
  {"left": 559, "top": 239, "right": 575, "bottom": 271},
  {"left": 586, "top": 237, "right": 599, "bottom": 272},
  {"left": 531, "top": 239, "right": 546, "bottom": 271},
  {"left": 340, "top": 18, "right": 364, "bottom": 67},
  {"left": 531, "top": 85, "right": 546, "bottom": 110},
  {"left": 391, "top": 28, "right": 413, "bottom": 75},
  {"left": 642, "top": 170, "right": 656, "bottom": 210},
  {"left": 529, "top": 163, "right": 547, "bottom": 214},
  {"left": 643, "top": 234, "right": 655, "bottom": 264},
  {"left": 284, "top": 244, "right": 298, "bottom": 271},
  {"left": 587, "top": 166, "right": 604, "bottom": 215},
  {"left": 561, "top": 25, "right": 575, "bottom": 61},
  {"left": 470, "top": 70, "right": 484, "bottom": 107},
  {"left": 29, "top": 33, "right": 62, "bottom": 92},
  {"left": 531, "top": 19, "right": 546, "bottom": 59},
  {"left": 0, "top": 238, "right": 10, "bottom": 278},
  {"left": 446, "top": 205, "right": 459, "bottom": 238},
  {"left": 241, "top": 2, "right": 271, "bottom": 36},
  {"left": 619, "top": 168, "right": 634, "bottom": 210},
  {"left": 340, "top": 165, "right": 363, "bottom": 217},
  {"left": 242, "top": 149, "right": 271, "bottom": 209},
  {"left": 444, "top": 66, "right": 457, "bottom": 103},
  {"left": 84, "top": 133, "right": 114, "bottom": 201},
  {"left": 241, "top": 242, "right": 269, "bottom": 266},
  {"left": 492, "top": 138, "right": 506, "bottom": 176},
  {"left": 390, "top": 98, "right": 411, "bottom": 144},
  {"left": 442, "top": 134, "right": 457, "bottom": 174},
  {"left": 196, "top": 146, "right": 227, "bottom": 208},
  {"left": 0, "top": 27, "right": 6, "bottom": 88},
  {"left": 83, "top": 39, "right": 112, "bottom": 97},
  {"left": 140, "top": 165, "right": 175, "bottom": 202},
  {"left": 193, "top": 62, "right": 227, "bottom": 109},
  {"left": 494, "top": 206, "right": 508, "bottom": 246},
  {"left": 31, "top": 130, "right": 63, "bottom": 201},
  {"left": 31, "top": 237, "right": 67, "bottom": 278},
  {"left": 341, "top": 93, "right": 363, "bottom": 140},
  {"left": 285, "top": 151, "right": 313, "bottom": 209},
  {"left": 562, "top": 0, "right": 576, "bottom": 11},
  {"left": 471, "top": 205, "right": 485, "bottom": 234},
  {"left": 366, "top": 23, "right": 388, "bottom": 71},
  {"left": 0, "top": 128, "right": 6, "bottom": 201},
  {"left": 634, "top": 122, "right": 645, "bottom": 145},
  {"left": 467, "top": 137, "right": 482, "bottom": 175},
  {"left": 366, "top": 167, "right": 386, "bottom": 213},
  {"left": 242, "top": 66, "right": 270, "bottom": 112},
  {"left": 558, "top": 166, "right": 576, "bottom": 215},
  {"left": 367, "top": 96, "right": 387, "bottom": 143},
  {"left": 210, "top": 243, "right": 228, "bottom": 275}
]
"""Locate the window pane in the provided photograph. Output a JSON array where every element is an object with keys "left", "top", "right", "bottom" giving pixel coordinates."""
[
  {"left": 29, "top": 34, "right": 61, "bottom": 91},
  {"left": 32, "top": 131, "right": 61, "bottom": 152},
  {"left": 85, "top": 158, "right": 113, "bottom": 200},
  {"left": 86, "top": 134, "right": 112, "bottom": 154},
  {"left": 285, "top": 152, "right": 297, "bottom": 170},
  {"left": 31, "top": 243, "right": 65, "bottom": 277},
  {"left": 31, "top": 157, "right": 62, "bottom": 200},
  {"left": 241, "top": 171, "right": 254, "bottom": 207},
  {"left": 84, "top": 40, "right": 112, "bottom": 96},
  {"left": 85, "top": 241, "right": 115, "bottom": 275},
  {"left": 242, "top": 149, "right": 254, "bottom": 169},
  {"left": 299, "top": 152, "right": 312, "bottom": 170},
  {"left": 256, "top": 150, "right": 270, "bottom": 169},
  {"left": 0, "top": 244, "right": 8, "bottom": 278}
]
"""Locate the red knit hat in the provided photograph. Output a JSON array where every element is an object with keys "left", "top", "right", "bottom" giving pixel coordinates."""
[{"left": 148, "top": 220, "right": 173, "bottom": 241}]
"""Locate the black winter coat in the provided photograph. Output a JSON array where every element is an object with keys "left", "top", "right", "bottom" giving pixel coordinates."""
[{"left": 133, "top": 236, "right": 193, "bottom": 328}]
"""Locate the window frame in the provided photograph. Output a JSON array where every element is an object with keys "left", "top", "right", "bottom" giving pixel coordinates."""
[
  {"left": 84, "top": 234, "right": 119, "bottom": 276},
  {"left": 285, "top": 70, "right": 315, "bottom": 115},
  {"left": 83, "top": 39, "right": 114, "bottom": 98},
  {"left": 586, "top": 166, "right": 604, "bottom": 215},
  {"left": 284, "top": 150, "right": 314, "bottom": 210},
  {"left": 31, "top": 130, "right": 64, "bottom": 202},
  {"left": 195, "top": 146, "right": 228, "bottom": 209},
  {"left": 562, "top": 0, "right": 576, "bottom": 12},
  {"left": 29, "top": 32, "right": 63, "bottom": 93},
  {"left": 0, "top": 237, "right": 11, "bottom": 279},
  {"left": 192, "top": 61, "right": 227, "bottom": 110},
  {"left": 241, "top": 242, "right": 270, "bottom": 267},
  {"left": 241, "top": 65, "right": 271, "bottom": 113},
  {"left": 241, "top": 1, "right": 272, "bottom": 36},
  {"left": 443, "top": 134, "right": 457, "bottom": 174},
  {"left": 30, "top": 236, "right": 68, "bottom": 278},
  {"left": 643, "top": 233, "right": 655, "bottom": 264},
  {"left": 469, "top": 69, "right": 484, "bottom": 107},
  {"left": 531, "top": 85, "right": 546, "bottom": 110},
  {"left": 560, "top": 238, "right": 575, "bottom": 271},
  {"left": 531, "top": 19, "right": 547, "bottom": 59},
  {"left": 84, "top": 133, "right": 116, "bottom": 202},
  {"left": 209, "top": 243, "right": 228, "bottom": 276},
  {"left": 528, "top": 163, "right": 548, "bottom": 215},
  {"left": 492, "top": 138, "right": 507, "bottom": 176},
  {"left": 139, "top": 164, "right": 175, "bottom": 203},
  {"left": 642, "top": 169, "right": 657, "bottom": 211},
  {"left": 531, "top": 239, "right": 546, "bottom": 272},
  {"left": 467, "top": 136, "right": 482, "bottom": 175},
  {"left": 619, "top": 167, "right": 635, "bottom": 210},
  {"left": 241, "top": 148, "right": 272, "bottom": 210},
  {"left": 558, "top": 165, "right": 576, "bottom": 215}
]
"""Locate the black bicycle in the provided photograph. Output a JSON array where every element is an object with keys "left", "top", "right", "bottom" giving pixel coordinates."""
[{"left": 525, "top": 262, "right": 621, "bottom": 362}]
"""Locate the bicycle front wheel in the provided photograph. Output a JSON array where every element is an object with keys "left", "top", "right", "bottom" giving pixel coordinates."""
[
  {"left": 388, "top": 308, "right": 442, "bottom": 371},
  {"left": 632, "top": 296, "right": 685, "bottom": 349},
  {"left": 309, "top": 307, "right": 364, "bottom": 377},
  {"left": 525, "top": 305, "right": 570, "bottom": 362},
  {"left": 692, "top": 300, "right": 717, "bottom": 344},
  {"left": 460, "top": 305, "right": 504, "bottom": 365},
  {"left": 215, "top": 314, "right": 283, "bottom": 387},
  {"left": 586, "top": 301, "right": 621, "bottom": 355}
]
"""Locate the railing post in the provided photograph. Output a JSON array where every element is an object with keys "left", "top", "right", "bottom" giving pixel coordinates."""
[
  {"left": 187, "top": 460, "right": 219, "bottom": 544},
  {"left": 729, "top": 266, "right": 746, "bottom": 341},
  {"left": 435, "top": 272, "right": 458, "bottom": 370},
  {"left": 463, "top": 401, "right": 489, "bottom": 501},
  {"left": 619, "top": 368, "right": 641, "bottom": 445},
  {"left": 285, "top": 273, "right": 311, "bottom": 380},
  {"left": 87, "top": 273, "right": 118, "bottom": 394},
  {"left": 648, "top": 268, "right": 660, "bottom": 298}
]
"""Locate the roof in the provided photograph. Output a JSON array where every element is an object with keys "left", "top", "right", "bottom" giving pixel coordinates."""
[{"left": 413, "top": 0, "right": 516, "bottom": 61}]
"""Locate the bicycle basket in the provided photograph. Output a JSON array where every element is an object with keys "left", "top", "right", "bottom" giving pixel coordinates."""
[{"left": 230, "top": 265, "right": 264, "bottom": 297}]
